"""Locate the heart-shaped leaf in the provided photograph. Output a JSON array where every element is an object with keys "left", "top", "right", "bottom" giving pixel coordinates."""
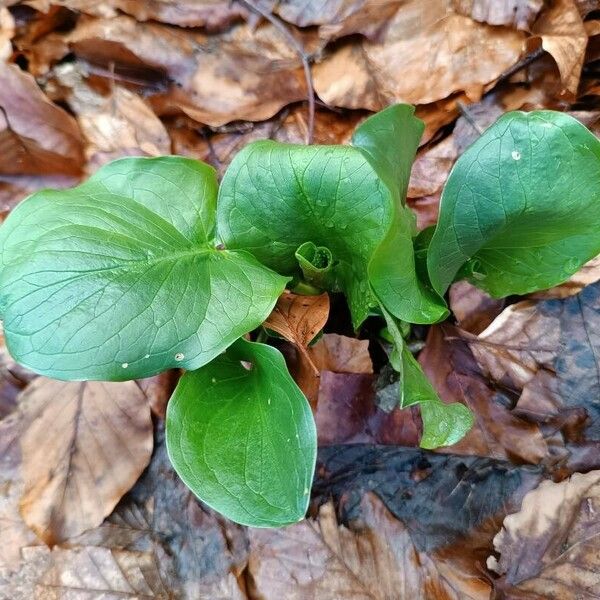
[
  {"left": 0, "top": 157, "right": 288, "bottom": 380},
  {"left": 166, "top": 338, "right": 317, "bottom": 527},
  {"left": 217, "top": 104, "right": 447, "bottom": 327},
  {"left": 428, "top": 111, "right": 600, "bottom": 297}
]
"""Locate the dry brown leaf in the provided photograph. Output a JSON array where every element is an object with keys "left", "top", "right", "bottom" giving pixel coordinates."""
[
  {"left": 2, "top": 544, "right": 170, "bottom": 599},
  {"left": 112, "top": 0, "right": 250, "bottom": 30},
  {"left": 449, "top": 281, "right": 506, "bottom": 334},
  {"left": 67, "top": 15, "right": 318, "bottom": 127},
  {"left": 290, "top": 331, "right": 372, "bottom": 406},
  {"left": 276, "top": 0, "right": 405, "bottom": 41},
  {"left": 470, "top": 300, "right": 558, "bottom": 390},
  {"left": 0, "top": 414, "right": 38, "bottom": 573},
  {"left": 313, "top": 1, "right": 525, "bottom": 109},
  {"left": 0, "top": 7, "right": 15, "bottom": 62},
  {"left": 17, "top": 378, "right": 153, "bottom": 545},
  {"left": 452, "top": 0, "right": 544, "bottom": 29},
  {"left": 249, "top": 494, "right": 491, "bottom": 600},
  {"left": 0, "top": 64, "right": 84, "bottom": 176},
  {"left": 489, "top": 470, "right": 600, "bottom": 599},
  {"left": 420, "top": 326, "right": 550, "bottom": 463},
  {"left": 264, "top": 291, "right": 329, "bottom": 374},
  {"left": 529, "top": 0, "right": 587, "bottom": 96}
]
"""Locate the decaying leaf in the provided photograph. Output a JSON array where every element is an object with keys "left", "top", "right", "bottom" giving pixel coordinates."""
[
  {"left": 17, "top": 378, "right": 153, "bottom": 545},
  {"left": 419, "top": 326, "right": 550, "bottom": 463},
  {"left": 0, "top": 8, "right": 15, "bottom": 62},
  {"left": 66, "top": 15, "right": 318, "bottom": 127},
  {"left": 0, "top": 64, "right": 84, "bottom": 176},
  {"left": 0, "top": 414, "right": 37, "bottom": 574},
  {"left": 55, "top": 63, "right": 170, "bottom": 168},
  {"left": 249, "top": 495, "right": 491, "bottom": 600},
  {"left": 449, "top": 281, "right": 505, "bottom": 334},
  {"left": 313, "top": 2, "right": 525, "bottom": 109},
  {"left": 528, "top": 0, "right": 588, "bottom": 96},
  {"left": 490, "top": 470, "right": 600, "bottom": 599},
  {"left": 465, "top": 281, "right": 600, "bottom": 474},
  {"left": 111, "top": 0, "right": 250, "bottom": 30},
  {"left": 264, "top": 291, "right": 330, "bottom": 373},
  {"left": 452, "top": 0, "right": 544, "bottom": 29}
]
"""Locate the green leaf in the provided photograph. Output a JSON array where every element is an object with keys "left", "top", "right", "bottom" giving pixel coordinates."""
[
  {"left": 217, "top": 104, "right": 446, "bottom": 327},
  {"left": 295, "top": 241, "right": 334, "bottom": 290},
  {"left": 428, "top": 111, "right": 600, "bottom": 297},
  {"left": 380, "top": 305, "right": 473, "bottom": 448},
  {"left": 0, "top": 156, "right": 288, "bottom": 381},
  {"left": 166, "top": 338, "right": 317, "bottom": 527}
]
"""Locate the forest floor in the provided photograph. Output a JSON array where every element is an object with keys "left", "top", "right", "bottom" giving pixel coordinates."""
[{"left": 2, "top": 1, "right": 600, "bottom": 598}]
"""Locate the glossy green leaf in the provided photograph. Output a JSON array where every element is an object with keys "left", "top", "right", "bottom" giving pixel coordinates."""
[
  {"left": 295, "top": 241, "right": 334, "bottom": 290},
  {"left": 166, "top": 338, "right": 317, "bottom": 527},
  {"left": 217, "top": 104, "right": 447, "bottom": 327},
  {"left": 428, "top": 111, "right": 600, "bottom": 297},
  {"left": 0, "top": 157, "right": 288, "bottom": 381},
  {"left": 380, "top": 305, "right": 473, "bottom": 448}
]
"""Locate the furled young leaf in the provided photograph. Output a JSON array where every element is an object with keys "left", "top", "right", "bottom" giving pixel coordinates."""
[
  {"left": 217, "top": 104, "right": 447, "bottom": 327},
  {"left": 0, "top": 156, "right": 288, "bottom": 381},
  {"left": 166, "top": 338, "right": 317, "bottom": 527},
  {"left": 381, "top": 305, "right": 473, "bottom": 448},
  {"left": 428, "top": 111, "right": 600, "bottom": 297}
]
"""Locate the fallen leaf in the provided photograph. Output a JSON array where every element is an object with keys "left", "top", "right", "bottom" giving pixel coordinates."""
[
  {"left": 264, "top": 291, "right": 330, "bottom": 375},
  {"left": 111, "top": 0, "right": 250, "bottom": 30},
  {"left": 0, "top": 7, "right": 15, "bottom": 62},
  {"left": 2, "top": 544, "right": 171, "bottom": 599},
  {"left": 17, "top": 378, "right": 153, "bottom": 545},
  {"left": 55, "top": 63, "right": 170, "bottom": 169},
  {"left": 0, "top": 64, "right": 84, "bottom": 176},
  {"left": 528, "top": 0, "right": 588, "bottom": 96},
  {"left": 314, "top": 444, "right": 543, "bottom": 553},
  {"left": 313, "top": 1, "right": 525, "bottom": 109},
  {"left": 489, "top": 470, "right": 600, "bottom": 599},
  {"left": 67, "top": 15, "right": 319, "bottom": 127},
  {"left": 71, "top": 429, "right": 249, "bottom": 599},
  {"left": 249, "top": 494, "right": 491, "bottom": 600},
  {"left": 419, "top": 326, "right": 550, "bottom": 463},
  {"left": 310, "top": 333, "right": 373, "bottom": 374},
  {"left": 449, "top": 281, "right": 506, "bottom": 334},
  {"left": 467, "top": 281, "right": 600, "bottom": 472},
  {"left": 0, "top": 414, "right": 37, "bottom": 573},
  {"left": 452, "top": 0, "right": 544, "bottom": 29}
]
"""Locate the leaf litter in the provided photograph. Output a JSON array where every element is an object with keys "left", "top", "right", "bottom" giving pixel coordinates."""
[{"left": 2, "top": 0, "right": 600, "bottom": 597}]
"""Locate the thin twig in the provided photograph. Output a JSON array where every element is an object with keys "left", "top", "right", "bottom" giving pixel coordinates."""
[
  {"left": 236, "top": 0, "right": 315, "bottom": 144},
  {"left": 495, "top": 46, "right": 545, "bottom": 86},
  {"left": 457, "top": 100, "right": 484, "bottom": 135}
]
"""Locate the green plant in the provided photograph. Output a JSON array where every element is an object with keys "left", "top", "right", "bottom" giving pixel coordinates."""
[{"left": 1, "top": 105, "right": 599, "bottom": 527}]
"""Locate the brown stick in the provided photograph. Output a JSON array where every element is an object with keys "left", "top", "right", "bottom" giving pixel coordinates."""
[{"left": 236, "top": 0, "right": 315, "bottom": 144}]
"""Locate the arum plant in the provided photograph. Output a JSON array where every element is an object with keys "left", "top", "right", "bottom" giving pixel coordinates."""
[{"left": 1, "top": 104, "right": 599, "bottom": 527}]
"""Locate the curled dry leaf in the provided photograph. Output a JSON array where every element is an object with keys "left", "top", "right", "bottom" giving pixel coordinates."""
[
  {"left": 17, "top": 378, "right": 153, "bottom": 545},
  {"left": 55, "top": 63, "right": 170, "bottom": 169},
  {"left": 0, "top": 64, "right": 84, "bottom": 177},
  {"left": 528, "top": 0, "right": 588, "bottom": 96},
  {"left": 313, "top": 1, "right": 525, "bottom": 110},
  {"left": 489, "top": 470, "right": 600, "bottom": 599},
  {"left": 419, "top": 326, "right": 550, "bottom": 463},
  {"left": 449, "top": 281, "right": 505, "bottom": 335},
  {"left": 66, "top": 15, "right": 318, "bottom": 127},
  {"left": 249, "top": 495, "right": 491, "bottom": 600},
  {"left": 264, "top": 290, "right": 330, "bottom": 375}
]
